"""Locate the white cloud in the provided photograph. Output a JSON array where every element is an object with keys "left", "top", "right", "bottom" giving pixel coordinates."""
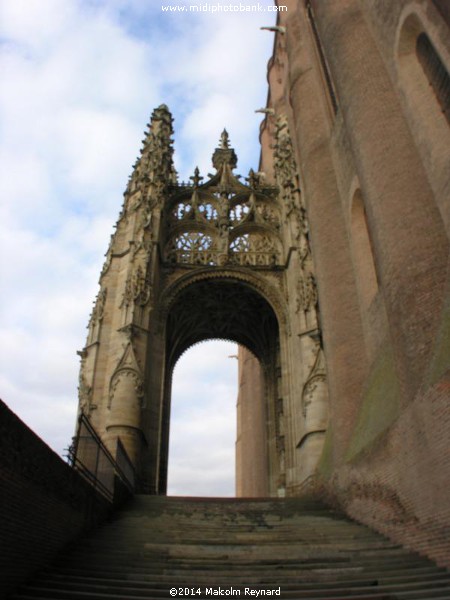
[
  {"left": 0, "top": 0, "right": 77, "bottom": 51},
  {"left": 0, "top": 0, "right": 275, "bottom": 495},
  {"left": 168, "top": 341, "right": 238, "bottom": 496}
]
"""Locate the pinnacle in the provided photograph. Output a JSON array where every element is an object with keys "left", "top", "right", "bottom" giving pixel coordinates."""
[
  {"left": 189, "top": 166, "right": 204, "bottom": 187},
  {"left": 212, "top": 129, "right": 238, "bottom": 171},
  {"left": 219, "top": 128, "right": 231, "bottom": 149}
]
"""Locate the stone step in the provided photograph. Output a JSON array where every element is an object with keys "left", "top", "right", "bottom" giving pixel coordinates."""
[
  {"left": 15, "top": 578, "right": 450, "bottom": 595},
  {"left": 11, "top": 496, "right": 450, "bottom": 600},
  {"left": 13, "top": 588, "right": 450, "bottom": 600},
  {"left": 47, "top": 568, "right": 445, "bottom": 586},
  {"left": 54, "top": 560, "right": 436, "bottom": 576},
  {"left": 38, "top": 570, "right": 450, "bottom": 588}
]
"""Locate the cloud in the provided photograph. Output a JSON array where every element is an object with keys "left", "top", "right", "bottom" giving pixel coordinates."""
[
  {"left": 168, "top": 341, "right": 238, "bottom": 496},
  {"left": 0, "top": 0, "right": 275, "bottom": 495}
]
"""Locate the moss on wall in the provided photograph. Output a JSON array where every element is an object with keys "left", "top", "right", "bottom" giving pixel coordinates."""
[
  {"left": 317, "top": 425, "right": 334, "bottom": 478},
  {"left": 344, "top": 344, "right": 401, "bottom": 462}
]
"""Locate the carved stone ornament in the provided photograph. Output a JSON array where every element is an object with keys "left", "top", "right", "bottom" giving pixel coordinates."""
[
  {"left": 88, "top": 288, "right": 107, "bottom": 329},
  {"left": 77, "top": 351, "right": 92, "bottom": 413},
  {"left": 100, "top": 237, "right": 114, "bottom": 279},
  {"left": 163, "top": 132, "right": 282, "bottom": 268},
  {"left": 78, "top": 373, "right": 92, "bottom": 413},
  {"left": 302, "top": 340, "right": 327, "bottom": 418},
  {"left": 295, "top": 270, "right": 318, "bottom": 314},
  {"left": 133, "top": 208, "right": 153, "bottom": 258},
  {"left": 109, "top": 370, "right": 144, "bottom": 407},
  {"left": 245, "top": 168, "right": 265, "bottom": 190},
  {"left": 126, "top": 104, "right": 177, "bottom": 208},
  {"left": 133, "top": 265, "right": 152, "bottom": 306},
  {"left": 273, "top": 116, "right": 298, "bottom": 197},
  {"left": 273, "top": 115, "right": 310, "bottom": 239},
  {"left": 120, "top": 276, "right": 133, "bottom": 309},
  {"left": 121, "top": 266, "right": 152, "bottom": 309},
  {"left": 108, "top": 342, "right": 144, "bottom": 408}
]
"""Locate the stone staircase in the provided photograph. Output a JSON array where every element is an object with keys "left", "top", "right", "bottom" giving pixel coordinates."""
[{"left": 12, "top": 496, "right": 450, "bottom": 599}]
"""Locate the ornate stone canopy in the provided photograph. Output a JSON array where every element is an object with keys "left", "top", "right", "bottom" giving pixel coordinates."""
[
  {"left": 162, "top": 130, "right": 281, "bottom": 269},
  {"left": 166, "top": 278, "right": 279, "bottom": 370}
]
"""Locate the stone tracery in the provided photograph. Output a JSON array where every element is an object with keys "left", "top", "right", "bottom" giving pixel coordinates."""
[{"left": 163, "top": 131, "right": 282, "bottom": 268}]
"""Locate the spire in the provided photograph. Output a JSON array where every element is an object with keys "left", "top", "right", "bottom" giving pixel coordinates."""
[
  {"left": 212, "top": 129, "right": 238, "bottom": 171},
  {"left": 127, "top": 104, "right": 177, "bottom": 197},
  {"left": 219, "top": 129, "right": 230, "bottom": 149},
  {"left": 189, "top": 166, "right": 203, "bottom": 187}
]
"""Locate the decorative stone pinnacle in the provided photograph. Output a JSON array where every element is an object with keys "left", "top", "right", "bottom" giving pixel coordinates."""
[
  {"left": 151, "top": 104, "right": 172, "bottom": 121},
  {"left": 246, "top": 168, "right": 263, "bottom": 189},
  {"left": 212, "top": 129, "right": 237, "bottom": 171},
  {"left": 220, "top": 129, "right": 230, "bottom": 149},
  {"left": 190, "top": 166, "right": 203, "bottom": 187}
]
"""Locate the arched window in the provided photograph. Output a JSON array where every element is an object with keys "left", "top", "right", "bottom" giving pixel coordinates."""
[
  {"left": 398, "top": 13, "right": 450, "bottom": 129},
  {"left": 416, "top": 32, "right": 450, "bottom": 125},
  {"left": 396, "top": 11, "right": 450, "bottom": 234}
]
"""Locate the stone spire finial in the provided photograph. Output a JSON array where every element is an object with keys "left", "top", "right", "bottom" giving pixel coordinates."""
[
  {"left": 212, "top": 129, "right": 238, "bottom": 171},
  {"left": 189, "top": 166, "right": 203, "bottom": 187},
  {"left": 219, "top": 129, "right": 230, "bottom": 149},
  {"left": 126, "top": 104, "right": 177, "bottom": 199}
]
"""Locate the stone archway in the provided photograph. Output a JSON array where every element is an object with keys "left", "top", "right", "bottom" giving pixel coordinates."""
[
  {"left": 75, "top": 105, "right": 329, "bottom": 498},
  {"left": 156, "top": 276, "right": 280, "bottom": 496}
]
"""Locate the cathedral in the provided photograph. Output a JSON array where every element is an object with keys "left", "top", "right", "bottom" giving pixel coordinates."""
[{"left": 2, "top": 1, "right": 450, "bottom": 597}]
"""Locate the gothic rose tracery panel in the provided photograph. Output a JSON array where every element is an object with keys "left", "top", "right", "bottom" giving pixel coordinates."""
[
  {"left": 172, "top": 202, "right": 192, "bottom": 220},
  {"left": 198, "top": 202, "right": 219, "bottom": 222},
  {"left": 162, "top": 130, "right": 282, "bottom": 270},
  {"left": 229, "top": 233, "right": 280, "bottom": 266},
  {"left": 166, "top": 231, "right": 216, "bottom": 265},
  {"left": 229, "top": 202, "right": 251, "bottom": 223}
]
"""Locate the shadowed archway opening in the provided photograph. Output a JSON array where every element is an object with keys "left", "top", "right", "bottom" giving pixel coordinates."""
[{"left": 158, "top": 277, "right": 280, "bottom": 496}]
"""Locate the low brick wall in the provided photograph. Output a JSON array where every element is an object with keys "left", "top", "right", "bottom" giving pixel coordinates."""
[{"left": 0, "top": 399, "right": 112, "bottom": 598}]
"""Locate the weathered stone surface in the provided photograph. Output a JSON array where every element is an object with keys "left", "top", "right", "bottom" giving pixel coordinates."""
[{"left": 11, "top": 496, "right": 450, "bottom": 599}]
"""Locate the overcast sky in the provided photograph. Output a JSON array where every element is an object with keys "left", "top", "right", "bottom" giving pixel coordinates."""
[{"left": 0, "top": 0, "right": 276, "bottom": 496}]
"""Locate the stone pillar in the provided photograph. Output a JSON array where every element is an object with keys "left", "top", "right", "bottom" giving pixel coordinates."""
[{"left": 236, "top": 346, "right": 269, "bottom": 497}]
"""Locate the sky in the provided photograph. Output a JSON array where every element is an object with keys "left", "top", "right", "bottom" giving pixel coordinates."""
[{"left": 0, "top": 0, "right": 276, "bottom": 496}]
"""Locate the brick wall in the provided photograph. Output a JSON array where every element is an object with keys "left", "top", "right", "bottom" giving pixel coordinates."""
[
  {"left": 314, "top": 369, "right": 450, "bottom": 568},
  {"left": 0, "top": 399, "right": 112, "bottom": 598},
  {"left": 251, "top": 0, "right": 450, "bottom": 569}
]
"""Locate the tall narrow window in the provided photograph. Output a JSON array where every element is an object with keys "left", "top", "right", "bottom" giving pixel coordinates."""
[
  {"left": 396, "top": 14, "right": 450, "bottom": 235},
  {"left": 306, "top": 1, "right": 339, "bottom": 115},
  {"left": 416, "top": 33, "right": 450, "bottom": 125},
  {"left": 351, "top": 191, "right": 378, "bottom": 312}
]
